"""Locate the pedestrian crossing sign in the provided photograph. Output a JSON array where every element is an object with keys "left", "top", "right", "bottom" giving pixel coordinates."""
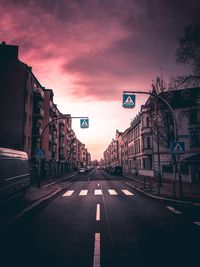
[
  {"left": 171, "top": 141, "right": 185, "bottom": 154},
  {"left": 35, "top": 148, "right": 45, "bottom": 159},
  {"left": 122, "top": 93, "right": 136, "bottom": 108},
  {"left": 80, "top": 118, "right": 89, "bottom": 128}
]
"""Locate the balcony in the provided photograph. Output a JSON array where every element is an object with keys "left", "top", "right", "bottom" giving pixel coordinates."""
[
  {"left": 33, "top": 105, "right": 44, "bottom": 118},
  {"left": 49, "top": 100, "right": 53, "bottom": 110},
  {"left": 142, "top": 147, "right": 153, "bottom": 155},
  {"left": 32, "top": 126, "right": 43, "bottom": 137},
  {"left": 52, "top": 123, "right": 59, "bottom": 132},
  {"left": 59, "top": 143, "right": 65, "bottom": 148},
  {"left": 59, "top": 119, "right": 65, "bottom": 126},
  {"left": 52, "top": 107, "right": 57, "bottom": 118},
  {"left": 34, "top": 86, "right": 44, "bottom": 101},
  {"left": 59, "top": 129, "right": 65, "bottom": 137},
  {"left": 52, "top": 137, "right": 58, "bottom": 145},
  {"left": 141, "top": 127, "right": 151, "bottom": 135}
]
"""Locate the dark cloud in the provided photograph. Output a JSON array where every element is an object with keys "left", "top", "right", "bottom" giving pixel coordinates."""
[{"left": 0, "top": 0, "right": 199, "bottom": 100}]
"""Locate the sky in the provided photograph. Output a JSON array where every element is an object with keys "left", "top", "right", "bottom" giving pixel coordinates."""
[{"left": 0, "top": 0, "right": 200, "bottom": 160}]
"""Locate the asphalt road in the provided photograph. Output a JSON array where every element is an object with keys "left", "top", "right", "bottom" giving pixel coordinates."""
[{"left": 1, "top": 168, "right": 200, "bottom": 267}]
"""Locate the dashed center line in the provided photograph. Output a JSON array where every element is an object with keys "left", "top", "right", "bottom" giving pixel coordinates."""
[
  {"left": 79, "top": 190, "right": 88, "bottom": 196},
  {"left": 108, "top": 189, "right": 118, "bottom": 195},
  {"left": 166, "top": 206, "right": 182, "bottom": 214},
  {"left": 62, "top": 190, "right": 74, "bottom": 197},
  {"left": 93, "top": 233, "right": 100, "bottom": 267},
  {"left": 96, "top": 204, "right": 100, "bottom": 221},
  {"left": 193, "top": 221, "right": 200, "bottom": 226},
  {"left": 95, "top": 189, "right": 102, "bottom": 195},
  {"left": 121, "top": 190, "right": 134, "bottom": 196}
]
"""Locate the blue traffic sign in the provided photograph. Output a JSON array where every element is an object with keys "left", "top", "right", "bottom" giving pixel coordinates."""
[
  {"left": 80, "top": 118, "right": 89, "bottom": 128},
  {"left": 35, "top": 148, "right": 45, "bottom": 159},
  {"left": 122, "top": 93, "right": 135, "bottom": 108},
  {"left": 170, "top": 141, "right": 185, "bottom": 154}
]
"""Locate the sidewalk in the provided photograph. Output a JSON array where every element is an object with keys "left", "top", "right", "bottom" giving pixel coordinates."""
[
  {"left": 124, "top": 172, "right": 200, "bottom": 205},
  {"left": 25, "top": 171, "right": 78, "bottom": 203}
]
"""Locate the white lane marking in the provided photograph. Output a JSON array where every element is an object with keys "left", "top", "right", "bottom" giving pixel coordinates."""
[
  {"left": 97, "top": 183, "right": 100, "bottom": 187},
  {"left": 62, "top": 190, "right": 74, "bottom": 197},
  {"left": 96, "top": 204, "right": 100, "bottom": 221},
  {"left": 121, "top": 190, "right": 134, "bottom": 196},
  {"left": 108, "top": 189, "right": 118, "bottom": 195},
  {"left": 193, "top": 221, "right": 200, "bottom": 226},
  {"left": 79, "top": 190, "right": 88, "bottom": 196},
  {"left": 166, "top": 206, "right": 182, "bottom": 214},
  {"left": 93, "top": 233, "right": 100, "bottom": 267},
  {"left": 95, "top": 189, "right": 102, "bottom": 195}
]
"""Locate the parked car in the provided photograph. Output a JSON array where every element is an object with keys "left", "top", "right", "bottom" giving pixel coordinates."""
[
  {"left": 0, "top": 147, "right": 31, "bottom": 202},
  {"left": 78, "top": 167, "right": 86, "bottom": 173},
  {"left": 111, "top": 166, "right": 123, "bottom": 175}
]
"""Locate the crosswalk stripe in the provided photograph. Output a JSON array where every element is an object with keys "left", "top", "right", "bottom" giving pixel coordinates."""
[
  {"left": 121, "top": 190, "right": 134, "bottom": 196},
  {"left": 62, "top": 190, "right": 74, "bottom": 197},
  {"left": 79, "top": 190, "right": 88, "bottom": 196},
  {"left": 95, "top": 189, "right": 102, "bottom": 195},
  {"left": 62, "top": 189, "right": 135, "bottom": 197},
  {"left": 108, "top": 189, "right": 118, "bottom": 195}
]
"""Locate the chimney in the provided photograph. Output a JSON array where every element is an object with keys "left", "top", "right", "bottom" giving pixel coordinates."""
[{"left": 0, "top": 41, "right": 19, "bottom": 61}]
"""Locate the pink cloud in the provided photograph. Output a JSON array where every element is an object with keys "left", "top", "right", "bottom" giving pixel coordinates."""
[{"left": 0, "top": 0, "right": 199, "bottom": 102}]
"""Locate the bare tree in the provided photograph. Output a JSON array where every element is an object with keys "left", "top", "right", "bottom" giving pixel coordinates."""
[{"left": 174, "top": 23, "right": 200, "bottom": 87}]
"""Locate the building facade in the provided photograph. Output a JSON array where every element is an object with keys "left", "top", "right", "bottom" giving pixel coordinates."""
[
  {"left": 0, "top": 42, "right": 91, "bottom": 179},
  {"left": 104, "top": 88, "right": 200, "bottom": 184}
]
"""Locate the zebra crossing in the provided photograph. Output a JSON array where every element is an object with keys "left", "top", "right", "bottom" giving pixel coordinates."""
[{"left": 62, "top": 188, "right": 134, "bottom": 197}]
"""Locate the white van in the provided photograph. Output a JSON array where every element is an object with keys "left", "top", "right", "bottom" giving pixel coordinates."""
[{"left": 0, "top": 147, "right": 30, "bottom": 202}]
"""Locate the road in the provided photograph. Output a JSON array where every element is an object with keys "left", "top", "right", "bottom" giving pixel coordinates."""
[{"left": 1, "top": 168, "right": 200, "bottom": 267}]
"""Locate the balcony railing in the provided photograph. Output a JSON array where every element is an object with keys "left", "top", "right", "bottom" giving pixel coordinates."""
[
  {"left": 52, "top": 137, "right": 58, "bottom": 145},
  {"left": 32, "top": 126, "right": 43, "bottom": 137},
  {"left": 59, "top": 129, "right": 65, "bottom": 137},
  {"left": 34, "top": 87, "right": 44, "bottom": 100},
  {"left": 59, "top": 119, "right": 65, "bottom": 126},
  {"left": 33, "top": 105, "right": 44, "bottom": 118}
]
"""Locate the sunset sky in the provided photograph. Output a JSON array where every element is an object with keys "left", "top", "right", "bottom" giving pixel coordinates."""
[{"left": 0, "top": 0, "right": 199, "bottom": 160}]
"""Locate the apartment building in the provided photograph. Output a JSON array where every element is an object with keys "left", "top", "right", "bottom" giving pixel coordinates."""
[
  {"left": 0, "top": 42, "right": 45, "bottom": 158},
  {"left": 104, "top": 87, "right": 200, "bottom": 184},
  {"left": 0, "top": 42, "right": 91, "bottom": 176}
]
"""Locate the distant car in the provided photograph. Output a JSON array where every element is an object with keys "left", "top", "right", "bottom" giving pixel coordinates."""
[
  {"left": 78, "top": 167, "right": 85, "bottom": 173},
  {"left": 97, "top": 166, "right": 100, "bottom": 170}
]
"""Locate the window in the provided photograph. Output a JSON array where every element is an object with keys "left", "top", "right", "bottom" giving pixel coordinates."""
[
  {"left": 147, "top": 136, "right": 151, "bottom": 149},
  {"left": 189, "top": 110, "right": 198, "bottom": 124},
  {"left": 190, "top": 130, "right": 200, "bottom": 147},
  {"left": 29, "top": 115, "right": 31, "bottom": 126},
  {"left": 25, "top": 90, "right": 28, "bottom": 103},
  {"left": 146, "top": 116, "right": 150, "bottom": 127},
  {"left": 24, "top": 135, "right": 26, "bottom": 147},
  {"left": 29, "top": 94, "right": 32, "bottom": 105},
  {"left": 28, "top": 137, "right": 31, "bottom": 149},
  {"left": 24, "top": 112, "right": 27, "bottom": 126}
]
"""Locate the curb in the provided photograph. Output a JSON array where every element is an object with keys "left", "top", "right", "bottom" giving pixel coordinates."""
[
  {"left": 125, "top": 177, "right": 200, "bottom": 207},
  {"left": 42, "top": 173, "right": 78, "bottom": 188}
]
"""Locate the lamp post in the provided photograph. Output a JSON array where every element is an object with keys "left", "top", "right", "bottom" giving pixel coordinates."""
[
  {"left": 37, "top": 116, "right": 89, "bottom": 188},
  {"left": 123, "top": 90, "right": 183, "bottom": 197}
]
